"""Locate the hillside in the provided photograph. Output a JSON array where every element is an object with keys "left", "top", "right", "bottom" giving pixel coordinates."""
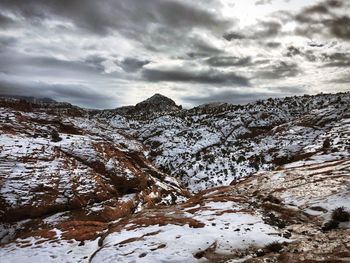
[
  {"left": 0, "top": 98, "right": 188, "bottom": 243},
  {"left": 0, "top": 93, "right": 349, "bottom": 262},
  {"left": 97, "top": 93, "right": 350, "bottom": 192}
]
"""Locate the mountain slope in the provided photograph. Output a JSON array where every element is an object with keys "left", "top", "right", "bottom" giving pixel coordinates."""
[
  {"left": 97, "top": 93, "right": 350, "bottom": 192},
  {"left": 0, "top": 93, "right": 349, "bottom": 262},
  {"left": 1, "top": 150, "right": 349, "bottom": 262},
  {"left": 96, "top": 93, "right": 182, "bottom": 119},
  {"left": 0, "top": 98, "right": 188, "bottom": 244}
]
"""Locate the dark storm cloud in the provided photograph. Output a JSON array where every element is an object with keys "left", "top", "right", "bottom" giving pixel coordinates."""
[
  {"left": 0, "top": 50, "right": 124, "bottom": 107},
  {"left": 284, "top": 45, "right": 350, "bottom": 67},
  {"left": 284, "top": 46, "right": 302, "bottom": 57},
  {"left": 190, "top": 37, "right": 223, "bottom": 55},
  {"left": 205, "top": 56, "right": 252, "bottom": 67},
  {"left": 322, "top": 52, "right": 350, "bottom": 67},
  {"left": 0, "top": 0, "right": 233, "bottom": 65},
  {"left": 187, "top": 52, "right": 213, "bottom": 59},
  {"left": 119, "top": 58, "right": 150, "bottom": 73},
  {"left": 308, "top": 42, "right": 325, "bottom": 48},
  {"left": 27, "top": 56, "right": 103, "bottom": 73},
  {"left": 329, "top": 16, "right": 350, "bottom": 40},
  {"left": 83, "top": 55, "right": 107, "bottom": 72},
  {"left": 223, "top": 32, "right": 246, "bottom": 41},
  {"left": 223, "top": 21, "right": 282, "bottom": 41},
  {"left": 284, "top": 46, "right": 318, "bottom": 62},
  {"left": 0, "top": 79, "right": 117, "bottom": 108},
  {"left": 255, "top": 61, "right": 301, "bottom": 79},
  {"left": 0, "top": 36, "right": 17, "bottom": 49},
  {"left": 182, "top": 86, "right": 306, "bottom": 106},
  {"left": 142, "top": 67, "right": 250, "bottom": 86},
  {"left": 295, "top": 0, "right": 350, "bottom": 40},
  {"left": 265, "top": 42, "right": 281, "bottom": 48},
  {"left": 0, "top": 12, "right": 14, "bottom": 27},
  {"left": 0, "top": 51, "right": 106, "bottom": 77},
  {"left": 259, "top": 21, "right": 282, "bottom": 37},
  {"left": 0, "top": 0, "right": 230, "bottom": 36}
]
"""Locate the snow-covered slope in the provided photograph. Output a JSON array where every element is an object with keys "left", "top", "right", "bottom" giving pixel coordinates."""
[
  {"left": 0, "top": 98, "right": 188, "bottom": 244},
  {"left": 97, "top": 93, "right": 350, "bottom": 192},
  {"left": 0, "top": 93, "right": 349, "bottom": 262},
  {"left": 1, "top": 152, "right": 349, "bottom": 262}
]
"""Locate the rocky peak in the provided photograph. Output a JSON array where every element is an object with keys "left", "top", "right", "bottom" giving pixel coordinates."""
[
  {"left": 135, "top": 93, "right": 182, "bottom": 112},
  {"left": 144, "top": 93, "right": 170, "bottom": 102},
  {"left": 101, "top": 93, "right": 182, "bottom": 118}
]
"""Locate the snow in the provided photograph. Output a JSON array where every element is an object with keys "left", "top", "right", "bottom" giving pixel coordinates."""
[
  {"left": 0, "top": 235, "right": 99, "bottom": 263},
  {"left": 91, "top": 205, "right": 285, "bottom": 263},
  {"left": 1, "top": 93, "right": 350, "bottom": 262},
  {"left": 105, "top": 93, "right": 350, "bottom": 192}
]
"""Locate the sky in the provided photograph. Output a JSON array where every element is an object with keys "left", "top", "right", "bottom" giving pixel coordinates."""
[{"left": 0, "top": 0, "right": 349, "bottom": 109}]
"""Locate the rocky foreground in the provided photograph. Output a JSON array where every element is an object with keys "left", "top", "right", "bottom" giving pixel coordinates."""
[{"left": 0, "top": 93, "right": 349, "bottom": 262}]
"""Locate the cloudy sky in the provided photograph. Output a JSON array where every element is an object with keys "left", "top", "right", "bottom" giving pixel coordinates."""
[{"left": 0, "top": 0, "right": 349, "bottom": 108}]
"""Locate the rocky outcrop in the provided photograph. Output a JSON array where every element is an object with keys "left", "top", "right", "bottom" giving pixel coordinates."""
[
  {"left": 97, "top": 93, "right": 182, "bottom": 119},
  {"left": 0, "top": 99, "right": 188, "bottom": 243}
]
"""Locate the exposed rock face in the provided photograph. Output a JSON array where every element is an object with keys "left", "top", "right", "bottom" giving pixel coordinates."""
[
  {"left": 135, "top": 93, "right": 182, "bottom": 113},
  {"left": 100, "top": 93, "right": 182, "bottom": 119},
  {"left": 0, "top": 93, "right": 349, "bottom": 262}
]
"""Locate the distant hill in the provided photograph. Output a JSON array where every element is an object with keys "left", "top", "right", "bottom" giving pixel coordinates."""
[{"left": 0, "top": 94, "right": 57, "bottom": 104}]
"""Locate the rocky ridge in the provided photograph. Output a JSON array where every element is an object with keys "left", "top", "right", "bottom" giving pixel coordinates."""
[{"left": 97, "top": 92, "right": 350, "bottom": 192}]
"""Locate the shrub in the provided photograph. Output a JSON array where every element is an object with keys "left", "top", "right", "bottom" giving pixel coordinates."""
[
  {"left": 331, "top": 207, "right": 350, "bottom": 222},
  {"left": 322, "top": 138, "right": 331, "bottom": 150},
  {"left": 264, "top": 241, "right": 284, "bottom": 253},
  {"left": 322, "top": 207, "right": 350, "bottom": 232},
  {"left": 51, "top": 129, "right": 62, "bottom": 142},
  {"left": 119, "top": 142, "right": 128, "bottom": 149},
  {"left": 263, "top": 212, "right": 286, "bottom": 229},
  {"left": 322, "top": 219, "right": 339, "bottom": 232},
  {"left": 150, "top": 140, "right": 162, "bottom": 148}
]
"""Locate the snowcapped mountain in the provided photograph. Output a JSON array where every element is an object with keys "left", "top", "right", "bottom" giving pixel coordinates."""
[{"left": 0, "top": 93, "right": 349, "bottom": 262}]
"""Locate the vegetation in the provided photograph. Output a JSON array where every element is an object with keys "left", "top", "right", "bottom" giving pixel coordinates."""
[
  {"left": 322, "top": 207, "right": 350, "bottom": 232},
  {"left": 263, "top": 212, "right": 286, "bottom": 229},
  {"left": 51, "top": 129, "right": 62, "bottom": 142},
  {"left": 331, "top": 206, "right": 350, "bottom": 222},
  {"left": 264, "top": 241, "right": 284, "bottom": 253}
]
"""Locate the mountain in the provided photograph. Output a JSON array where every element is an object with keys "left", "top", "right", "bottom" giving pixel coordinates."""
[
  {"left": 98, "top": 93, "right": 182, "bottom": 119},
  {"left": 0, "top": 93, "right": 349, "bottom": 262},
  {"left": 135, "top": 93, "right": 182, "bottom": 113}
]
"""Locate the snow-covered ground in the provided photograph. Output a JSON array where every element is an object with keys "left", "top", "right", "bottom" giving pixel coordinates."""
[
  {"left": 98, "top": 93, "right": 350, "bottom": 192},
  {"left": 1, "top": 93, "right": 349, "bottom": 262}
]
